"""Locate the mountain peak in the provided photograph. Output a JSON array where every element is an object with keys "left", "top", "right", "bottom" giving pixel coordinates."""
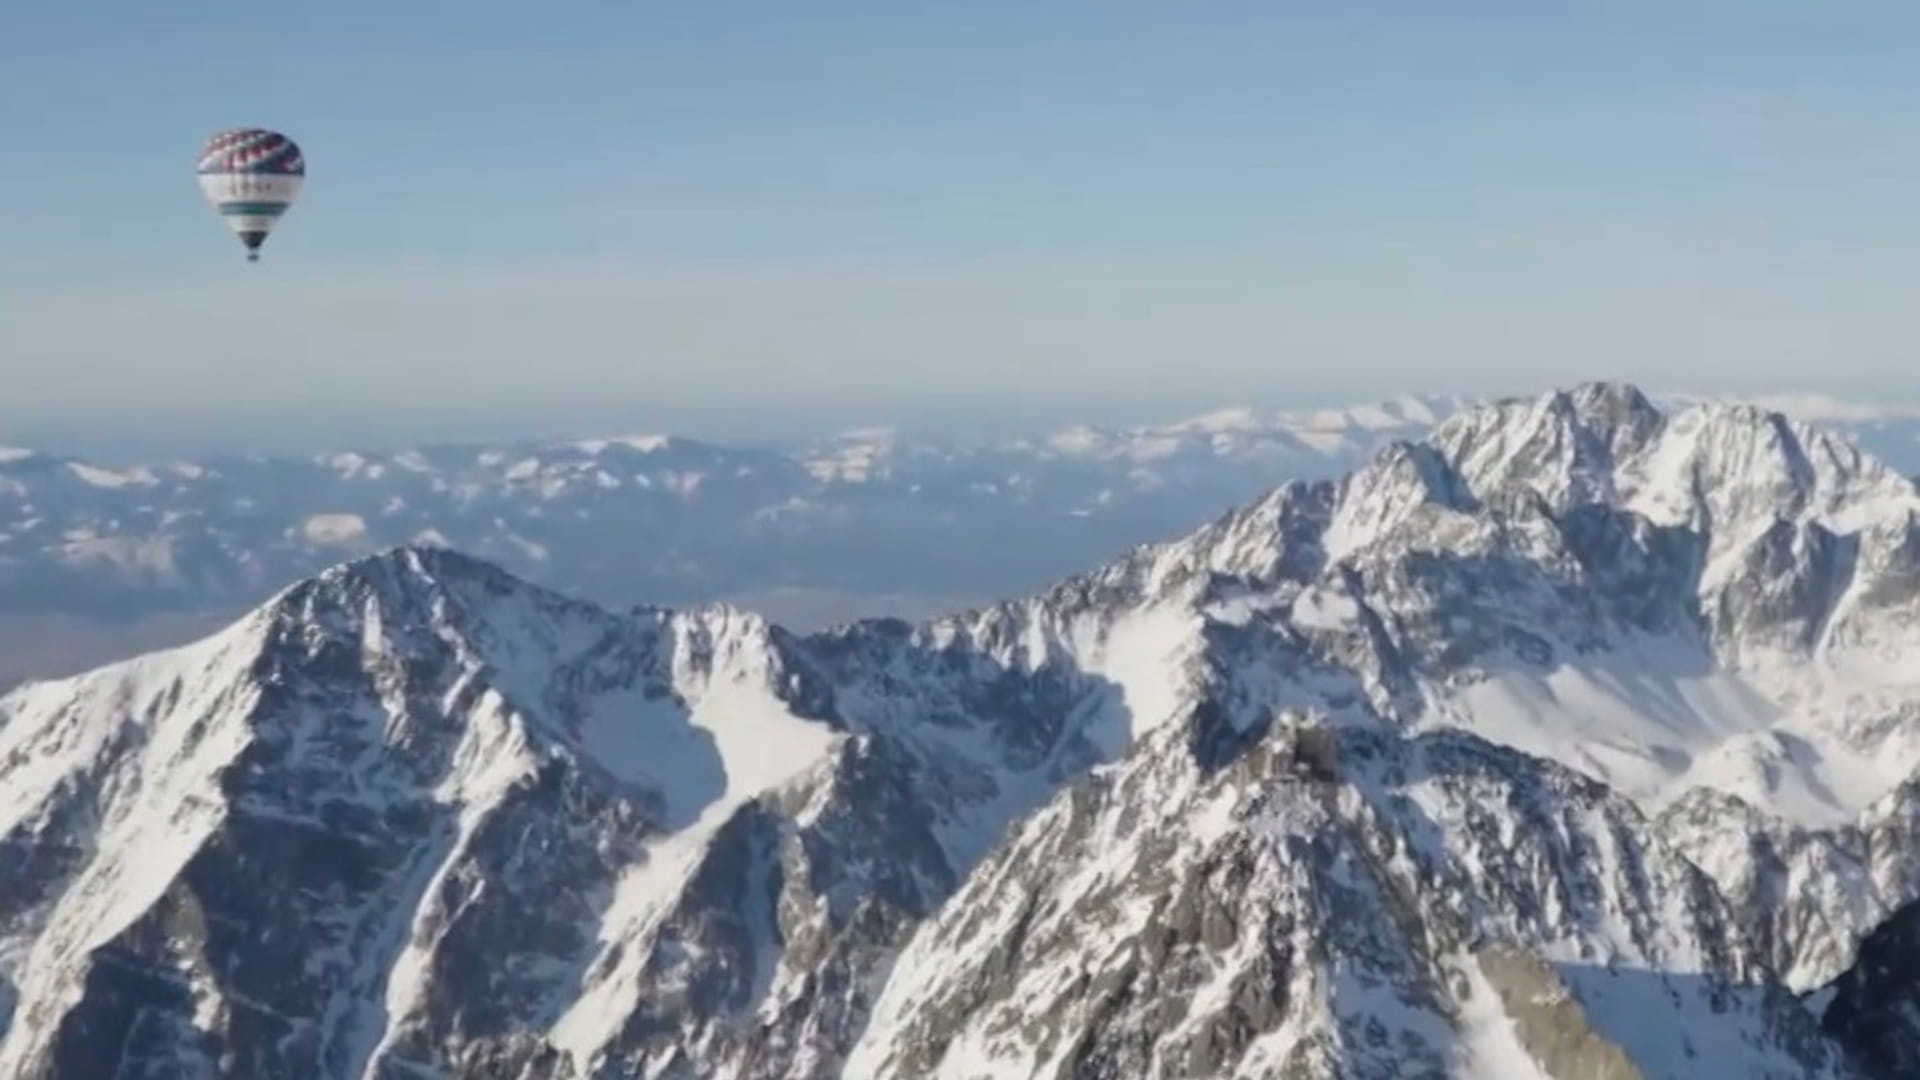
[
  {"left": 307, "top": 541, "right": 536, "bottom": 596},
  {"left": 1094, "top": 381, "right": 1920, "bottom": 826},
  {"left": 265, "top": 542, "right": 586, "bottom": 651},
  {"left": 0, "top": 545, "right": 860, "bottom": 1077},
  {"left": 1564, "top": 378, "right": 1660, "bottom": 416},
  {"left": 1419, "top": 381, "right": 1916, "bottom": 530}
]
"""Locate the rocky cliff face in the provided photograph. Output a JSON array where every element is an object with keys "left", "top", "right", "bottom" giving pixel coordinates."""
[
  {"left": 1821, "top": 896, "right": 1920, "bottom": 1079},
  {"left": 4, "top": 383, "right": 1920, "bottom": 1077}
]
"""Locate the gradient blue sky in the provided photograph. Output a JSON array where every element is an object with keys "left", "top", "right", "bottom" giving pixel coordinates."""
[{"left": 5, "top": 2, "right": 1920, "bottom": 455}]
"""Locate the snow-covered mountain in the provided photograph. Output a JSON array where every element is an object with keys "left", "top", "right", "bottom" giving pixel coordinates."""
[
  {"left": 1665, "top": 393, "right": 1920, "bottom": 478},
  {"left": 4, "top": 383, "right": 1920, "bottom": 1077}
]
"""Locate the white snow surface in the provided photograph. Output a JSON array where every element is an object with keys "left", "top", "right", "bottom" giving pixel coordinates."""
[
  {"left": 1450, "top": 954, "right": 1554, "bottom": 1080},
  {"left": 552, "top": 610, "right": 842, "bottom": 1072},
  {"left": 1433, "top": 637, "right": 1826, "bottom": 815},
  {"left": 64, "top": 461, "right": 157, "bottom": 489},
  {"left": 303, "top": 512, "right": 370, "bottom": 546}
]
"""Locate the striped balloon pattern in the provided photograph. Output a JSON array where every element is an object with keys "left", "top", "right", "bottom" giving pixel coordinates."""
[{"left": 196, "top": 128, "right": 305, "bottom": 261}]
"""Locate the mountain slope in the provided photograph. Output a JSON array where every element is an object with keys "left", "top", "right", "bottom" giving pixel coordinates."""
[
  {"left": 0, "top": 548, "right": 1862, "bottom": 1080},
  {"left": 1658, "top": 780, "right": 1920, "bottom": 992},
  {"left": 0, "top": 549, "right": 849, "bottom": 1077},
  {"left": 1069, "top": 383, "right": 1920, "bottom": 824},
  {"left": 5, "top": 383, "right": 1920, "bottom": 1076},
  {"left": 0, "top": 544, "right": 1149, "bottom": 1078},
  {"left": 844, "top": 718, "right": 1847, "bottom": 1079}
]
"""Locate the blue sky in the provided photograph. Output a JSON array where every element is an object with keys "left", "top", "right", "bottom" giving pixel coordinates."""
[{"left": 5, "top": 2, "right": 1920, "bottom": 454}]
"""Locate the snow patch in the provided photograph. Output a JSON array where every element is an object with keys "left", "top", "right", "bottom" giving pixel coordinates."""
[
  {"left": 302, "top": 513, "right": 369, "bottom": 547},
  {"left": 1044, "top": 425, "right": 1109, "bottom": 456},
  {"left": 572, "top": 434, "right": 672, "bottom": 455},
  {"left": 1452, "top": 953, "right": 1554, "bottom": 1079},
  {"left": 549, "top": 657, "right": 841, "bottom": 1070},
  {"left": 66, "top": 462, "right": 157, "bottom": 489},
  {"left": 1432, "top": 636, "right": 1910, "bottom": 824},
  {"left": 1290, "top": 584, "right": 1361, "bottom": 631},
  {"left": 361, "top": 688, "right": 543, "bottom": 1070},
  {"left": 1176, "top": 406, "right": 1263, "bottom": 434},
  {"left": 1067, "top": 603, "right": 1203, "bottom": 759}
]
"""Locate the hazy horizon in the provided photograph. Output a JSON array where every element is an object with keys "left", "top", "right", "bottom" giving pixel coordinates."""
[
  {"left": 3, "top": 369, "right": 1472, "bottom": 460},
  {"left": 8, "top": 370, "right": 1920, "bottom": 462}
]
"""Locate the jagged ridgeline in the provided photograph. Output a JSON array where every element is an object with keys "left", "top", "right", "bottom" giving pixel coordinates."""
[{"left": 3, "top": 383, "right": 1920, "bottom": 1078}]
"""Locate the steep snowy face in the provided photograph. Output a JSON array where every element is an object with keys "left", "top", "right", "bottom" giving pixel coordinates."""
[
  {"left": 945, "top": 382, "right": 1920, "bottom": 1004},
  {"left": 1656, "top": 778, "right": 1920, "bottom": 991},
  {"left": 846, "top": 721, "right": 1848, "bottom": 1080},
  {"left": 4, "top": 536, "right": 1885, "bottom": 1079},
  {"left": 0, "top": 544, "right": 1248, "bottom": 1079},
  {"left": 1095, "top": 383, "right": 1920, "bottom": 825},
  {"left": 1429, "top": 383, "right": 1913, "bottom": 528},
  {"left": 0, "top": 548, "right": 854, "bottom": 1078},
  {"left": 1427, "top": 385, "right": 1920, "bottom": 669}
]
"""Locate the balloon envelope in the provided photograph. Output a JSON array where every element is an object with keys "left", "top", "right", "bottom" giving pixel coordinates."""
[{"left": 196, "top": 128, "right": 305, "bottom": 261}]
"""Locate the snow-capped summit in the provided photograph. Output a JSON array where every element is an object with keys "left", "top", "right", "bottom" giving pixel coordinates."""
[
  {"left": 0, "top": 545, "right": 859, "bottom": 1077},
  {"left": 1432, "top": 382, "right": 1916, "bottom": 541},
  {"left": 1100, "top": 384, "right": 1920, "bottom": 817},
  {"left": 5, "top": 384, "right": 1920, "bottom": 1077}
]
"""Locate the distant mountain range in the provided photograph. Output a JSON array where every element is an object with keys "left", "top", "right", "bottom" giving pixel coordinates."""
[
  {"left": 7, "top": 390, "right": 1919, "bottom": 627},
  {"left": 5, "top": 383, "right": 1920, "bottom": 1076},
  {"left": 0, "top": 396, "right": 1460, "bottom": 627}
]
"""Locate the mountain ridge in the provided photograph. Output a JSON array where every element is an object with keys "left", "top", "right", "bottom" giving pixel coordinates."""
[
  {"left": 8, "top": 385, "right": 1920, "bottom": 701},
  {"left": 5, "top": 382, "right": 1920, "bottom": 1076}
]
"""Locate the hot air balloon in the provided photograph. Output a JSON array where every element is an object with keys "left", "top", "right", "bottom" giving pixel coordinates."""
[{"left": 196, "top": 128, "right": 305, "bottom": 262}]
